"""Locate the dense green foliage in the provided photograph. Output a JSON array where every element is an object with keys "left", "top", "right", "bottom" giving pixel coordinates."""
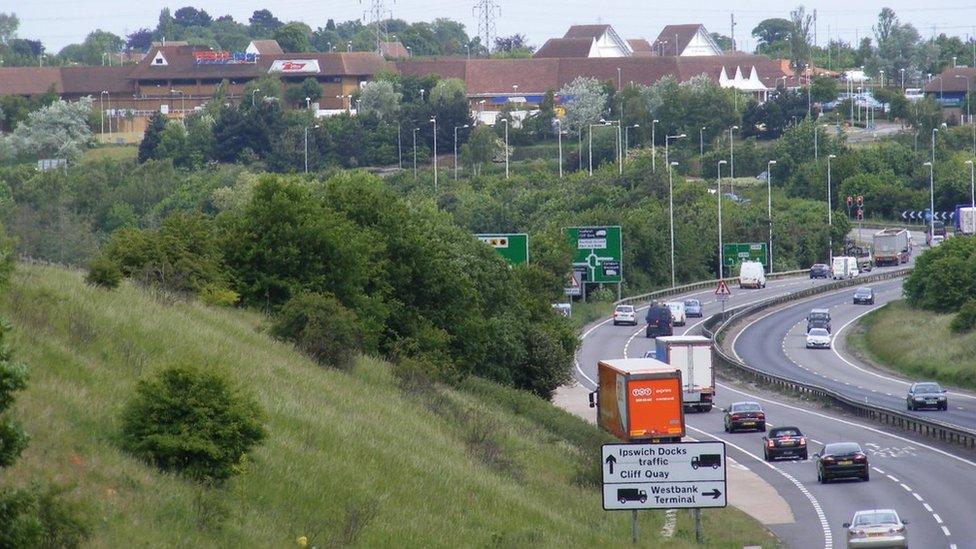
[
  {"left": 950, "top": 300, "right": 976, "bottom": 334},
  {"left": 84, "top": 255, "right": 122, "bottom": 288},
  {"left": 904, "top": 236, "right": 976, "bottom": 313},
  {"left": 120, "top": 366, "right": 267, "bottom": 483},
  {"left": 271, "top": 292, "right": 364, "bottom": 370}
]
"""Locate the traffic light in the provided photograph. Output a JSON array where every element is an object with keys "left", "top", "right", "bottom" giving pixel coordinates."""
[
  {"left": 856, "top": 195, "right": 864, "bottom": 206},
  {"left": 846, "top": 196, "right": 853, "bottom": 206},
  {"left": 857, "top": 208, "right": 864, "bottom": 220}
]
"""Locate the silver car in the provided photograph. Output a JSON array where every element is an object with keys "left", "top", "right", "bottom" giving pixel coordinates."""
[
  {"left": 806, "top": 328, "right": 831, "bottom": 349},
  {"left": 844, "top": 509, "right": 907, "bottom": 548}
]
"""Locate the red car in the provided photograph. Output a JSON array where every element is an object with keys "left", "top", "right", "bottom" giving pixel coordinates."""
[{"left": 723, "top": 402, "right": 765, "bottom": 432}]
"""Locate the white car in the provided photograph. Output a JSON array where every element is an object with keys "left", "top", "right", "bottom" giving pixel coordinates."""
[
  {"left": 806, "top": 328, "right": 831, "bottom": 349},
  {"left": 665, "top": 301, "right": 686, "bottom": 326},
  {"left": 844, "top": 509, "right": 908, "bottom": 548},
  {"left": 612, "top": 305, "right": 637, "bottom": 326},
  {"left": 931, "top": 234, "right": 945, "bottom": 247}
]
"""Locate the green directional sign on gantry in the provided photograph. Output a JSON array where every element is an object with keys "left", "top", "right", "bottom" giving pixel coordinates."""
[
  {"left": 723, "top": 242, "right": 767, "bottom": 267},
  {"left": 476, "top": 233, "right": 529, "bottom": 266},
  {"left": 566, "top": 226, "right": 622, "bottom": 284}
]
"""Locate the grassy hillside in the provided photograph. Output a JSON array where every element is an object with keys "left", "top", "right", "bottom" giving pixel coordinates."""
[
  {"left": 849, "top": 300, "right": 976, "bottom": 388},
  {"left": 2, "top": 264, "right": 774, "bottom": 547}
]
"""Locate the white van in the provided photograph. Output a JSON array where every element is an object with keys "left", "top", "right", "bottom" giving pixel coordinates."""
[
  {"left": 738, "top": 261, "right": 766, "bottom": 289},
  {"left": 831, "top": 256, "right": 859, "bottom": 279},
  {"left": 665, "top": 301, "right": 687, "bottom": 326}
]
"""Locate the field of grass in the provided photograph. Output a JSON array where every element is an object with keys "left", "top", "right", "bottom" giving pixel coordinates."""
[
  {"left": 848, "top": 300, "right": 976, "bottom": 388},
  {"left": 82, "top": 145, "right": 138, "bottom": 163},
  {"left": 2, "top": 264, "right": 775, "bottom": 547}
]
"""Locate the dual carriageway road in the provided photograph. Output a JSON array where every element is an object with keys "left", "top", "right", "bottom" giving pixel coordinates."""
[{"left": 574, "top": 255, "right": 974, "bottom": 548}]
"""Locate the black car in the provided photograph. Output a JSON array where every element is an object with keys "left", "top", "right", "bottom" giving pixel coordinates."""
[
  {"left": 816, "top": 442, "right": 869, "bottom": 483},
  {"left": 806, "top": 309, "right": 832, "bottom": 333},
  {"left": 809, "top": 263, "right": 830, "bottom": 279},
  {"left": 723, "top": 402, "right": 766, "bottom": 432},
  {"left": 853, "top": 287, "right": 875, "bottom": 305},
  {"left": 907, "top": 382, "right": 948, "bottom": 411},
  {"left": 763, "top": 426, "right": 808, "bottom": 461},
  {"left": 645, "top": 304, "right": 674, "bottom": 338}
]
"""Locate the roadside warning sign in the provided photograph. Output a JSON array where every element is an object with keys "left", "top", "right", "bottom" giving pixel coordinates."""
[{"left": 715, "top": 280, "right": 731, "bottom": 302}]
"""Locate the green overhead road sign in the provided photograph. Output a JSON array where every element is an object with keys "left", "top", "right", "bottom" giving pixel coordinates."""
[
  {"left": 723, "top": 243, "right": 767, "bottom": 267},
  {"left": 476, "top": 233, "right": 529, "bottom": 266},
  {"left": 566, "top": 226, "right": 622, "bottom": 284}
]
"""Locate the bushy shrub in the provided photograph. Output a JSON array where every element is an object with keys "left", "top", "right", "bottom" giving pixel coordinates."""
[
  {"left": 84, "top": 256, "right": 122, "bottom": 289},
  {"left": 271, "top": 292, "right": 363, "bottom": 370},
  {"left": 951, "top": 300, "right": 976, "bottom": 334},
  {"left": 198, "top": 284, "right": 239, "bottom": 307},
  {"left": 0, "top": 485, "right": 90, "bottom": 549},
  {"left": 905, "top": 237, "right": 976, "bottom": 313},
  {"left": 120, "top": 367, "right": 266, "bottom": 483}
]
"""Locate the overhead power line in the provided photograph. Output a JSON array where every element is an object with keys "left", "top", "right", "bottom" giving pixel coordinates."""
[{"left": 473, "top": 0, "right": 501, "bottom": 54}]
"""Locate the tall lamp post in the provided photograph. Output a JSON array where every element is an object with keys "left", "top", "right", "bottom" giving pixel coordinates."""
[
  {"left": 966, "top": 160, "right": 975, "bottom": 209},
  {"left": 827, "top": 154, "right": 836, "bottom": 262},
  {"left": 717, "top": 160, "right": 728, "bottom": 279},
  {"left": 99, "top": 90, "right": 108, "bottom": 135},
  {"left": 924, "top": 161, "right": 935, "bottom": 243},
  {"left": 555, "top": 119, "right": 564, "bottom": 178},
  {"left": 412, "top": 127, "right": 419, "bottom": 179},
  {"left": 430, "top": 118, "right": 438, "bottom": 191},
  {"left": 699, "top": 126, "right": 706, "bottom": 164},
  {"left": 502, "top": 119, "right": 510, "bottom": 179},
  {"left": 251, "top": 88, "right": 260, "bottom": 108},
  {"left": 625, "top": 124, "right": 639, "bottom": 160},
  {"left": 303, "top": 124, "right": 320, "bottom": 173},
  {"left": 767, "top": 160, "right": 777, "bottom": 272},
  {"left": 668, "top": 161, "right": 679, "bottom": 287},
  {"left": 665, "top": 133, "right": 685, "bottom": 168},
  {"left": 170, "top": 89, "right": 186, "bottom": 126},
  {"left": 453, "top": 124, "right": 469, "bottom": 180},
  {"left": 651, "top": 119, "right": 659, "bottom": 172}
]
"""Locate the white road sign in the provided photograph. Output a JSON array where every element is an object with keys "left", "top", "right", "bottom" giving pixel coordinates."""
[{"left": 601, "top": 441, "right": 727, "bottom": 510}]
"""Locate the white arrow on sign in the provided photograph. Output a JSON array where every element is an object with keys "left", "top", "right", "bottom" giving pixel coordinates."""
[{"left": 901, "top": 211, "right": 909, "bottom": 220}]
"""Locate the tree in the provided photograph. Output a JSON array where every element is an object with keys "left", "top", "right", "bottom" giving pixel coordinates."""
[
  {"left": 125, "top": 28, "right": 153, "bottom": 51},
  {"left": 357, "top": 80, "right": 401, "bottom": 120},
  {"left": 249, "top": 9, "right": 283, "bottom": 36},
  {"left": 493, "top": 34, "right": 533, "bottom": 56},
  {"left": 271, "top": 292, "right": 363, "bottom": 369},
  {"left": 273, "top": 22, "right": 311, "bottom": 52},
  {"left": 788, "top": 6, "right": 813, "bottom": 73},
  {"left": 173, "top": 7, "right": 212, "bottom": 28},
  {"left": 7, "top": 98, "right": 92, "bottom": 159},
  {"left": 283, "top": 77, "right": 322, "bottom": 107},
  {"left": 0, "top": 12, "right": 18, "bottom": 44},
  {"left": 752, "top": 18, "right": 792, "bottom": 50},
  {"left": 810, "top": 76, "right": 838, "bottom": 103},
  {"left": 156, "top": 8, "right": 176, "bottom": 42},
  {"left": 558, "top": 76, "right": 607, "bottom": 134},
  {"left": 461, "top": 124, "right": 496, "bottom": 175},
  {"left": 430, "top": 78, "right": 471, "bottom": 145},
  {"left": 138, "top": 111, "right": 167, "bottom": 163},
  {"left": 155, "top": 121, "right": 188, "bottom": 167},
  {"left": 710, "top": 33, "right": 733, "bottom": 52}
]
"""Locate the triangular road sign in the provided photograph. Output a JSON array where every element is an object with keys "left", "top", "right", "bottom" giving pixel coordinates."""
[{"left": 715, "top": 279, "right": 732, "bottom": 296}]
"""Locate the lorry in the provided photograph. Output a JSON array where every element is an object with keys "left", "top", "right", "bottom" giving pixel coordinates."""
[
  {"left": 738, "top": 260, "right": 766, "bottom": 289},
  {"left": 955, "top": 205, "right": 976, "bottom": 235},
  {"left": 872, "top": 228, "right": 912, "bottom": 266},
  {"left": 654, "top": 335, "right": 715, "bottom": 413},
  {"left": 831, "top": 256, "right": 859, "bottom": 279},
  {"left": 589, "top": 359, "right": 685, "bottom": 443}
]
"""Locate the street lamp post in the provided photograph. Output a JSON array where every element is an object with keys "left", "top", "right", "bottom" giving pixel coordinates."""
[
  {"left": 767, "top": 160, "right": 777, "bottom": 272},
  {"left": 651, "top": 119, "right": 659, "bottom": 172},
  {"left": 900, "top": 68, "right": 906, "bottom": 92},
  {"left": 454, "top": 124, "right": 469, "bottom": 180},
  {"left": 502, "top": 119, "right": 510, "bottom": 179},
  {"left": 957, "top": 75, "right": 974, "bottom": 155},
  {"left": 924, "top": 161, "right": 935, "bottom": 243},
  {"left": 251, "top": 88, "right": 260, "bottom": 108},
  {"left": 430, "top": 118, "right": 438, "bottom": 191},
  {"left": 303, "top": 124, "right": 320, "bottom": 173},
  {"left": 555, "top": 119, "right": 563, "bottom": 178},
  {"left": 665, "top": 133, "right": 685, "bottom": 168},
  {"left": 412, "top": 128, "right": 419, "bottom": 179},
  {"left": 170, "top": 89, "right": 186, "bottom": 126},
  {"left": 668, "top": 161, "right": 679, "bottom": 287},
  {"left": 99, "top": 90, "right": 108, "bottom": 135},
  {"left": 699, "top": 126, "right": 706, "bottom": 164},
  {"left": 967, "top": 160, "right": 975, "bottom": 209},
  {"left": 827, "top": 154, "right": 836, "bottom": 262},
  {"left": 717, "top": 160, "right": 728, "bottom": 279},
  {"left": 625, "top": 124, "right": 639, "bottom": 161}
]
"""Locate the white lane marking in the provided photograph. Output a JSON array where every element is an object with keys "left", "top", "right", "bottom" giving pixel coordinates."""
[
  {"left": 810, "top": 439, "right": 823, "bottom": 445},
  {"left": 934, "top": 514, "right": 944, "bottom": 525},
  {"left": 900, "top": 483, "right": 912, "bottom": 492},
  {"left": 872, "top": 467, "right": 885, "bottom": 474},
  {"left": 715, "top": 382, "right": 976, "bottom": 470},
  {"left": 924, "top": 503, "right": 934, "bottom": 512},
  {"left": 887, "top": 475, "right": 900, "bottom": 482},
  {"left": 686, "top": 425, "right": 832, "bottom": 549},
  {"left": 831, "top": 306, "right": 976, "bottom": 400},
  {"left": 942, "top": 526, "right": 952, "bottom": 537}
]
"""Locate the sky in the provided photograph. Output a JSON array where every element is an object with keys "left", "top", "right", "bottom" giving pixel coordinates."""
[{"left": 7, "top": 0, "right": 976, "bottom": 54}]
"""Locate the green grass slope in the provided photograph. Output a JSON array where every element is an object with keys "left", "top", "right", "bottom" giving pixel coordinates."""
[
  {"left": 849, "top": 300, "right": 976, "bottom": 388},
  {"left": 3, "top": 264, "right": 775, "bottom": 547}
]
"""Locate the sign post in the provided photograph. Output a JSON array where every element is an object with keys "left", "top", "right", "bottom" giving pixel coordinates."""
[
  {"left": 602, "top": 441, "right": 727, "bottom": 543},
  {"left": 476, "top": 233, "right": 529, "bottom": 266},
  {"left": 715, "top": 279, "right": 732, "bottom": 316},
  {"left": 566, "top": 226, "right": 623, "bottom": 299}
]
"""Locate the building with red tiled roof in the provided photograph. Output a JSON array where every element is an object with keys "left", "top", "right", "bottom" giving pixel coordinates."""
[
  {"left": 379, "top": 41, "right": 410, "bottom": 59},
  {"left": 534, "top": 38, "right": 596, "bottom": 59},
  {"left": 246, "top": 40, "right": 284, "bottom": 56}
]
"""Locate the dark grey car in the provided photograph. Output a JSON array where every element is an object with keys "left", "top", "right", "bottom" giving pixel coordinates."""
[
  {"left": 907, "top": 382, "right": 947, "bottom": 411},
  {"left": 853, "top": 287, "right": 875, "bottom": 305}
]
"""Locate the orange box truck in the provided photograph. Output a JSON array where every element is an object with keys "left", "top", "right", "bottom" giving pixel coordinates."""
[{"left": 588, "top": 358, "right": 685, "bottom": 442}]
